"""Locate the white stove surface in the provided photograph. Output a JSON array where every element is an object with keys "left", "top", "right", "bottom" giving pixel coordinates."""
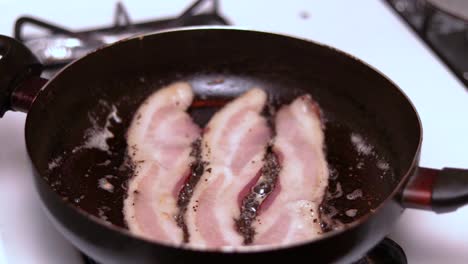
[{"left": 1, "top": 0, "right": 467, "bottom": 263}]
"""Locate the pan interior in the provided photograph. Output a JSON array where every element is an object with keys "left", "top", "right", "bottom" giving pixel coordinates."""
[{"left": 25, "top": 28, "right": 421, "bottom": 236}]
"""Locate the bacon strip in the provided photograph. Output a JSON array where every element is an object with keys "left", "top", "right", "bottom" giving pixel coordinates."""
[
  {"left": 253, "top": 95, "right": 329, "bottom": 246},
  {"left": 185, "top": 88, "right": 271, "bottom": 249},
  {"left": 123, "top": 82, "right": 201, "bottom": 244}
]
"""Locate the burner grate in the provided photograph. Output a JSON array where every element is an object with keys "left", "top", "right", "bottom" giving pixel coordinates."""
[
  {"left": 14, "top": 0, "right": 229, "bottom": 76},
  {"left": 385, "top": 0, "right": 468, "bottom": 88}
]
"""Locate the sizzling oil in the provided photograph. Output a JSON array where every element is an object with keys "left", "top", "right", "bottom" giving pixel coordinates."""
[{"left": 44, "top": 95, "right": 395, "bottom": 235}]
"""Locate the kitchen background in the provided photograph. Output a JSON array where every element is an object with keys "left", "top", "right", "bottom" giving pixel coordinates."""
[{"left": 0, "top": 0, "right": 467, "bottom": 263}]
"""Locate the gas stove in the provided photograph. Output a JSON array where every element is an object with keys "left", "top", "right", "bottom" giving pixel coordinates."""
[
  {"left": 13, "top": 0, "right": 229, "bottom": 78},
  {"left": 385, "top": 0, "right": 468, "bottom": 88},
  {"left": 1, "top": 1, "right": 468, "bottom": 263}
]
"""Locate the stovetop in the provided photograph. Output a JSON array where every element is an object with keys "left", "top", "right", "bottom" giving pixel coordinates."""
[
  {"left": 1, "top": 1, "right": 468, "bottom": 263},
  {"left": 13, "top": 0, "right": 229, "bottom": 78},
  {"left": 385, "top": 0, "right": 468, "bottom": 87}
]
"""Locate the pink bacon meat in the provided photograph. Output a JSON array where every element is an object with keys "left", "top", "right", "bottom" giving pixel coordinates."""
[
  {"left": 123, "top": 82, "right": 201, "bottom": 245},
  {"left": 253, "top": 95, "right": 329, "bottom": 247},
  {"left": 185, "top": 88, "right": 272, "bottom": 249}
]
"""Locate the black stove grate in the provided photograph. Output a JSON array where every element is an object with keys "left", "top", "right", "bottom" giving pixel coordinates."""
[
  {"left": 13, "top": 0, "right": 229, "bottom": 77},
  {"left": 385, "top": 0, "right": 468, "bottom": 88},
  {"left": 353, "top": 238, "right": 407, "bottom": 264}
]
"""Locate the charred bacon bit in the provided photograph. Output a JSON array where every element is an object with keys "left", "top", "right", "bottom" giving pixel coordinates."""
[
  {"left": 236, "top": 147, "right": 281, "bottom": 244},
  {"left": 176, "top": 138, "right": 206, "bottom": 243}
]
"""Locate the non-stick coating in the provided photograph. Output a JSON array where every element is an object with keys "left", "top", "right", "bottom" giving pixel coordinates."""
[{"left": 25, "top": 28, "right": 421, "bottom": 263}]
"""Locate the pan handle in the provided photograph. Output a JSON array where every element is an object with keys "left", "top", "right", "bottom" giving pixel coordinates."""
[
  {"left": 0, "top": 35, "right": 46, "bottom": 117},
  {"left": 402, "top": 167, "right": 468, "bottom": 213}
]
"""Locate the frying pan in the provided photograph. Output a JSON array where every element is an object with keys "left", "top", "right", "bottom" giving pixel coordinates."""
[{"left": 0, "top": 27, "right": 467, "bottom": 264}]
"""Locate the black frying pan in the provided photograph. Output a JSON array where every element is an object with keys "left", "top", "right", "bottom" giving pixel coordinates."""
[{"left": 0, "top": 27, "right": 467, "bottom": 264}]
